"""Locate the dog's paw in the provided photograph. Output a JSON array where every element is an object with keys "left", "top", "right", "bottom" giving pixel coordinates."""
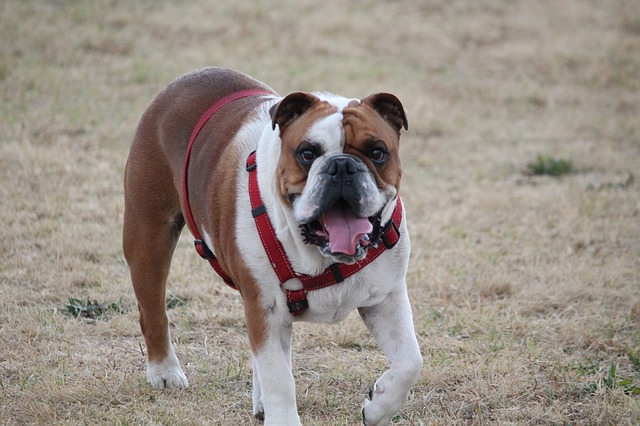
[
  {"left": 147, "top": 358, "right": 189, "bottom": 389},
  {"left": 362, "top": 385, "right": 393, "bottom": 426},
  {"left": 253, "top": 398, "right": 265, "bottom": 422}
]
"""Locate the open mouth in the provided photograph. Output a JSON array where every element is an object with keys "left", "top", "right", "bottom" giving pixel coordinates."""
[{"left": 300, "top": 199, "right": 384, "bottom": 262}]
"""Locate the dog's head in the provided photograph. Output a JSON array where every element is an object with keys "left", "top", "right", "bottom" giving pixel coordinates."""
[{"left": 270, "top": 92, "right": 407, "bottom": 264}]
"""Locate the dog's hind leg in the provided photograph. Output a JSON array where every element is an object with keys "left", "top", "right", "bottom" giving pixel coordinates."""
[
  {"left": 123, "top": 148, "right": 188, "bottom": 389},
  {"left": 359, "top": 289, "right": 422, "bottom": 425}
]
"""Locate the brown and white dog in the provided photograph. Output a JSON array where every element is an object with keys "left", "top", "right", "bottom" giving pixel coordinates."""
[{"left": 123, "top": 67, "right": 422, "bottom": 425}]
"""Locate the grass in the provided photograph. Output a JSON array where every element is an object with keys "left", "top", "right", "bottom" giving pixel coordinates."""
[
  {"left": 65, "top": 297, "right": 125, "bottom": 319},
  {"left": 1, "top": 0, "right": 640, "bottom": 424},
  {"left": 527, "top": 154, "right": 573, "bottom": 176}
]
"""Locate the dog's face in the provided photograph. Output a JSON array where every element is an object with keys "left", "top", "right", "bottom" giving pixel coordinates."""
[{"left": 270, "top": 92, "right": 408, "bottom": 264}]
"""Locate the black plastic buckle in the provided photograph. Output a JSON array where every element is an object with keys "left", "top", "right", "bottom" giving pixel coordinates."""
[
  {"left": 329, "top": 263, "right": 345, "bottom": 283},
  {"left": 194, "top": 239, "right": 215, "bottom": 260},
  {"left": 246, "top": 151, "right": 257, "bottom": 172},
  {"left": 287, "top": 298, "right": 309, "bottom": 315},
  {"left": 380, "top": 220, "right": 400, "bottom": 249},
  {"left": 286, "top": 289, "right": 309, "bottom": 316},
  {"left": 251, "top": 204, "right": 266, "bottom": 218}
]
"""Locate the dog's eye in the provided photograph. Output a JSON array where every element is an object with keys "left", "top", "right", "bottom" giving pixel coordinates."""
[
  {"left": 370, "top": 148, "right": 387, "bottom": 163},
  {"left": 298, "top": 149, "right": 317, "bottom": 164}
]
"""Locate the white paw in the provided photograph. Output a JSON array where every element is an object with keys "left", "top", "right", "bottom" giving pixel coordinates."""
[
  {"left": 252, "top": 398, "right": 265, "bottom": 421},
  {"left": 147, "top": 357, "right": 189, "bottom": 389},
  {"left": 362, "top": 385, "right": 394, "bottom": 426}
]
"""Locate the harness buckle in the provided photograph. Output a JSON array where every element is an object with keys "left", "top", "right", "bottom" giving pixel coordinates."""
[
  {"left": 329, "top": 263, "right": 345, "bottom": 283},
  {"left": 252, "top": 204, "right": 266, "bottom": 218},
  {"left": 380, "top": 220, "right": 400, "bottom": 249},
  {"left": 246, "top": 151, "right": 257, "bottom": 172},
  {"left": 285, "top": 289, "right": 308, "bottom": 316},
  {"left": 194, "top": 239, "right": 215, "bottom": 260}
]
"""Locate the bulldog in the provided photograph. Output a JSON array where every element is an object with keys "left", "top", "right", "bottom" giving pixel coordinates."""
[{"left": 123, "top": 67, "right": 422, "bottom": 425}]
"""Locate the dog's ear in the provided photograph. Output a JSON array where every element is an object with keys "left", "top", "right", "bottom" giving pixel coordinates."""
[
  {"left": 361, "top": 93, "right": 408, "bottom": 132},
  {"left": 270, "top": 92, "right": 317, "bottom": 131}
]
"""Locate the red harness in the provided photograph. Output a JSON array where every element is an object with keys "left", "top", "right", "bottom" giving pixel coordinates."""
[
  {"left": 182, "top": 89, "right": 272, "bottom": 288},
  {"left": 183, "top": 91, "right": 403, "bottom": 316}
]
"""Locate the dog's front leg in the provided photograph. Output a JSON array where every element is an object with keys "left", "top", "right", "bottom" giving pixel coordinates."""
[
  {"left": 358, "top": 289, "right": 422, "bottom": 425},
  {"left": 246, "top": 308, "right": 301, "bottom": 425}
]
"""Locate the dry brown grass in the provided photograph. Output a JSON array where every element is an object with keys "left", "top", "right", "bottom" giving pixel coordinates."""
[{"left": 1, "top": 0, "right": 639, "bottom": 424}]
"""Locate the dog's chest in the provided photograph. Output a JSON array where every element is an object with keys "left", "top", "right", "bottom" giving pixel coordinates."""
[{"left": 301, "top": 281, "right": 388, "bottom": 323}]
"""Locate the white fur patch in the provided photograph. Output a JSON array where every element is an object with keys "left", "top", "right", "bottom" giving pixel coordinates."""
[{"left": 146, "top": 334, "right": 189, "bottom": 389}]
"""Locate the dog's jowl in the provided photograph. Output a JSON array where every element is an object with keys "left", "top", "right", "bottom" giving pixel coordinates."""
[{"left": 123, "top": 67, "right": 422, "bottom": 425}]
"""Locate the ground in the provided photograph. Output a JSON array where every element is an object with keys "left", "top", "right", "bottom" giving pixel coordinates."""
[{"left": 1, "top": 0, "right": 639, "bottom": 424}]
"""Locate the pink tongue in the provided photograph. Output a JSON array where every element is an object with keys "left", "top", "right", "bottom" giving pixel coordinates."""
[{"left": 322, "top": 203, "right": 373, "bottom": 255}]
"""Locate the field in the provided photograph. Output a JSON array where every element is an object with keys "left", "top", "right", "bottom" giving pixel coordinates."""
[{"left": 1, "top": 0, "right": 639, "bottom": 424}]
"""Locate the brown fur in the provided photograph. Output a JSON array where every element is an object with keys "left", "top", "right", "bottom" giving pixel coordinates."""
[
  {"left": 343, "top": 97, "right": 404, "bottom": 192},
  {"left": 275, "top": 98, "right": 338, "bottom": 205},
  {"left": 123, "top": 68, "right": 275, "bottom": 357}
]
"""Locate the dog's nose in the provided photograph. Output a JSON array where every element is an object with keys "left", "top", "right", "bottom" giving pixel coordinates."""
[{"left": 326, "top": 155, "right": 362, "bottom": 179}]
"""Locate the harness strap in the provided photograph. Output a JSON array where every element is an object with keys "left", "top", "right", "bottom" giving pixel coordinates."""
[
  {"left": 182, "top": 89, "right": 273, "bottom": 289},
  {"left": 246, "top": 151, "right": 403, "bottom": 316}
]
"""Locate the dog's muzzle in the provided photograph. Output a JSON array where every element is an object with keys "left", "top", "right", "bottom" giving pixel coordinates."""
[
  {"left": 298, "top": 154, "right": 386, "bottom": 263},
  {"left": 322, "top": 154, "right": 368, "bottom": 210}
]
